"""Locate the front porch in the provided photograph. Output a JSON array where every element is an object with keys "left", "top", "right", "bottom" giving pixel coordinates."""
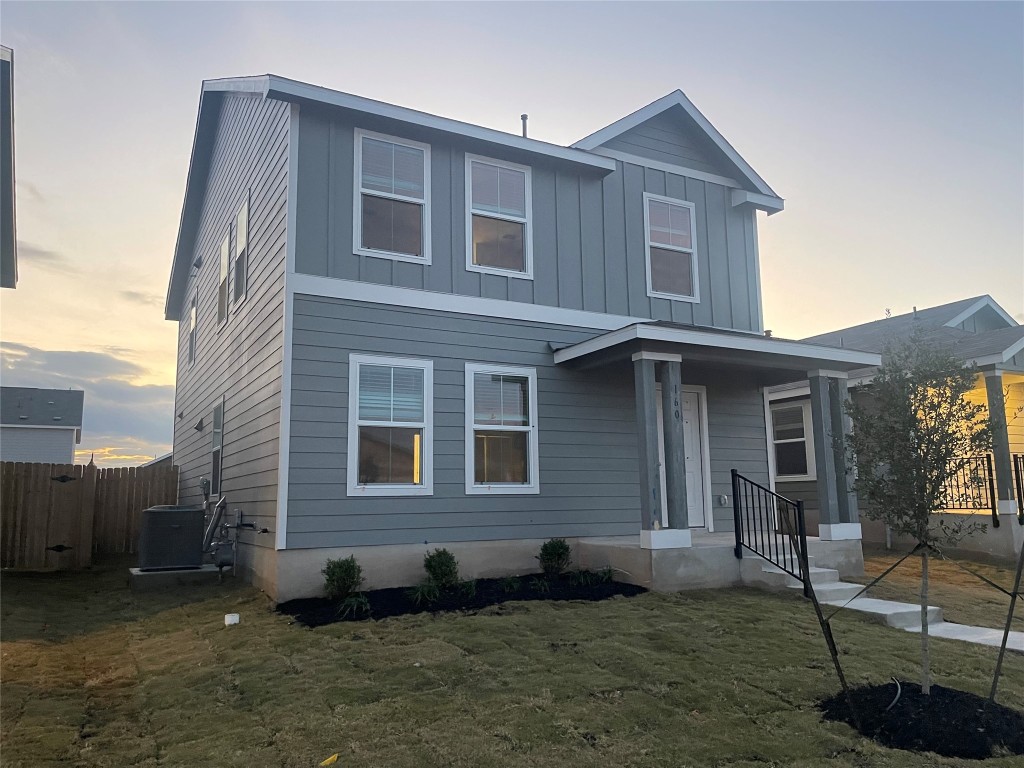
[
  {"left": 575, "top": 531, "right": 864, "bottom": 592},
  {"left": 554, "top": 321, "right": 881, "bottom": 574}
]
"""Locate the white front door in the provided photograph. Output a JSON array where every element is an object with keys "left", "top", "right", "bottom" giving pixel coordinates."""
[{"left": 656, "top": 387, "right": 707, "bottom": 529}]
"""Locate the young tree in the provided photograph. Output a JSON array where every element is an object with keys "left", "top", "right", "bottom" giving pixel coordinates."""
[{"left": 845, "top": 330, "right": 992, "bottom": 695}]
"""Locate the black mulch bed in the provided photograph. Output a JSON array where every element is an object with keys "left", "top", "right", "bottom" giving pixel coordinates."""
[
  {"left": 819, "top": 682, "right": 1024, "bottom": 760},
  {"left": 277, "top": 573, "right": 646, "bottom": 628}
]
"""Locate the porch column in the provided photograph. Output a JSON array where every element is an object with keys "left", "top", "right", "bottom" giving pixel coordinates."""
[
  {"left": 809, "top": 370, "right": 861, "bottom": 540},
  {"left": 984, "top": 369, "right": 1015, "bottom": 507},
  {"left": 633, "top": 356, "right": 661, "bottom": 541},
  {"left": 659, "top": 359, "right": 689, "bottom": 531}
]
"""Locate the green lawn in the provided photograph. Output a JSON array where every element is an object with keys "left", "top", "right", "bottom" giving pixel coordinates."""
[{"left": 1, "top": 557, "right": 1022, "bottom": 767}]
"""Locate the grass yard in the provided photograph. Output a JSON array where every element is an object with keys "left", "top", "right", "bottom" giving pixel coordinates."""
[{"left": 2, "top": 557, "right": 1022, "bottom": 768}]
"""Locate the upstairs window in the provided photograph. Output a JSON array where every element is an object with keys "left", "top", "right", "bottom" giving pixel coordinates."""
[
  {"left": 770, "top": 402, "right": 815, "bottom": 480},
  {"left": 347, "top": 354, "right": 433, "bottom": 496},
  {"left": 644, "top": 193, "right": 699, "bottom": 302},
  {"left": 217, "top": 229, "right": 230, "bottom": 325},
  {"left": 466, "top": 156, "right": 532, "bottom": 278},
  {"left": 211, "top": 397, "right": 225, "bottom": 496},
  {"left": 354, "top": 130, "right": 430, "bottom": 263},
  {"left": 187, "top": 291, "right": 197, "bottom": 365},
  {"left": 233, "top": 195, "right": 248, "bottom": 306},
  {"left": 465, "top": 363, "right": 539, "bottom": 495}
]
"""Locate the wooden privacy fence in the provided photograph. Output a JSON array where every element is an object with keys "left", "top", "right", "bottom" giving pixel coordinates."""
[{"left": 1, "top": 462, "right": 179, "bottom": 570}]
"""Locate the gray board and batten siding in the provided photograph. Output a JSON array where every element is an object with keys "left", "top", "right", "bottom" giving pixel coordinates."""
[
  {"left": 172, "top": 93, "right": 291, "bottom": 552},
  {"left": 292, "top": 105, "right": 763, "bottom": 333},
  {"left": 284, "top": 296, "right": 771, "bottom": 549}
]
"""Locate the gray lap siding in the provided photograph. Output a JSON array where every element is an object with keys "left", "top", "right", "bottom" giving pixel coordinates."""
[{"left": 284, "top": 296, "right": 772, "bottom": 548}]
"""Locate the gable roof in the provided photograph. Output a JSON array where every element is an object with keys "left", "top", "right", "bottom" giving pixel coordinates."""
[
  {"left": 803, "top": 295, "right": 1022, "bottom": 367},
  {"left": 0, "top": 387, "right": 84, "bottom": 428},
  {"left": 572, "top": 90, "right": 780, "bottom": 201},
  {"left": 166, "top": 74, "right": 621, "bottom": 320}
]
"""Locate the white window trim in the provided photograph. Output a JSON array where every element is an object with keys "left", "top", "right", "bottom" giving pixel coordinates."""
[
  {"left": 464, "top": 153, "right": 533, "bottom": 280},
  {"left": 217, "top": 227, "right": 230, "bottom": 327},
  {"left": 211, "top": 396, "right": 225, "bottom": 496},
  {"left": 643, "top": 191, "right": 700, "bottom": 303},
  {"left": 464, "top": 362, "right": 540, "bottom": 495},
  {"left": 231, "top": 191, "right": 249, "bottom": 312},
  {"left": 770, "top": 400, "right": 816, "bottom": 481},
  {"left": 352, "top": 129, "right": 432, "bottom": 265},
  {"left": 347, "top": 353, "right": 434, "bottom": 497}
]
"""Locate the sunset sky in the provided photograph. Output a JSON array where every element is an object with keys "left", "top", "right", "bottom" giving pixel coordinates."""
[{"left": 1, "top": 1, "right": 1021, "bottom": 466}]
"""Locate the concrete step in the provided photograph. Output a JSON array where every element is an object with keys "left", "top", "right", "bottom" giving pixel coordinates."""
[
  {"left": 797, "top": 580, "right": 863, "bottom": 602},
  {"left": 905, "top": 622, "right": 1024, "bottom": 653},
  {"left": 823, "top": 596, "right": 943, "bottom": 629}
]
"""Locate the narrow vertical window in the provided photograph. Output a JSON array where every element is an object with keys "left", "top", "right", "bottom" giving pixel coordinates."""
[
  {"left": 644, "top": 193, "right": 699, "bottom": 301},
  {"left": 347, "top": 355, "right": 433, "bottom": 496},
  {"left": 233, "top": 195, "right": 248, "bottom": 306},
  {"left": 466, "top": 155, "right": 532, "bottom": 277},
  {"left": 354, "top": 130, "right": 430, "bottom": 263},
  {"left": 211, "top": 398, "right": 225, "bottom": 496},
  {"left": 217, "top": 230, "right": 230, "bottom": 324},
  {"left": 770, "top": 402, "right": 815, "bottom": 480},
  {"left": 465, "top": 363, "right": 539, "bottom": 494},
  {"left": 187, "top": 292, "right": 197, "bottom": 365}
]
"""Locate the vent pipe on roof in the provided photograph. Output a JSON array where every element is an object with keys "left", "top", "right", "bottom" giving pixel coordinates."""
[
  {"left": 521, "top": 114, "right": 528, "bottom": 138},
  {"left": 913, "top": 306, "right": 918, "bottom": 319}
]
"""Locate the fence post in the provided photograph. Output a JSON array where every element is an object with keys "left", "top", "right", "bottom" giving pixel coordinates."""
[
  {"left": 797, "top": 499, "right": 811, "bottom": 599},
  {"left": 985, "top": 454, "right": 999, "bottom": 528},
  {"left": 732, "top": 469, "right": 742, "bottom": 559}
]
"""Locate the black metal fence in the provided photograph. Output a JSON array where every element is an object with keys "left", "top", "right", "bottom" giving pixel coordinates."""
[
  {"left": 731, "top": 469, "right": 810, "bottom": 597},
  {"left": 942, "top": 454, "right": 997, "bottom": 525},
  {"left": 1014, "top": 453, "right": 1024, "bottom": 521}
]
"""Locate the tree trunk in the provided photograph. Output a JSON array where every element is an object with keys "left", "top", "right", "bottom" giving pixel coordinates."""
[{"left": 921, "top": 547, "right": 931, "bottom": 695}]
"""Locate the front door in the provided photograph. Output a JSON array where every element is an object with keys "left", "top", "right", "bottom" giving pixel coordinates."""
[{"left": 656, "top": 387, "right": 707, "bottom": 529}]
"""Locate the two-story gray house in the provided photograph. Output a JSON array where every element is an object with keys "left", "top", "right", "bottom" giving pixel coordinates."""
[{"left": 165, "top": 76, "right": 879, "bottom": 602}]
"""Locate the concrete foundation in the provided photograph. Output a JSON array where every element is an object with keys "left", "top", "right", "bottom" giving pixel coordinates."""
[
  {"left": 862, "top": 511, "right": 1024, "bottom": 565},
  {"left": 129, "top": 565, "right": 224, "bottom": 592}
]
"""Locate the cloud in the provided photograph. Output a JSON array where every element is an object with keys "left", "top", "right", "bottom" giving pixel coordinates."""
[
  {"left": 119, "top": 289, "right": 163, "bottom": 307},
  {"left": 1, "top": 341, "right": 174, "bottom": 452},
  {"left": 16, "top": 241, "right": 78, "bottom": 272},
  {"left": 16, "top": 179, "right": 45, "bottom": 204}
]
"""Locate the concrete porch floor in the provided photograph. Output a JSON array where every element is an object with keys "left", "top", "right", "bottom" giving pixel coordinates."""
[{"left": 577, "top": 532, "right": 864, "bottom": 592}]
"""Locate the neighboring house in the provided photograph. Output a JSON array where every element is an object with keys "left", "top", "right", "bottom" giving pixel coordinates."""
[
  {"left": 768, "top": 295, "right": 1024, "bottom": 560},
  {"left": 1, "top": 45, "right": 16, "bottom": 289},
  {"left": 166, "top": 75, "right": 878, "bottom": 602},
  {"left": 140, "top": 452, "right": 173, "bottom": 469},
  {"left": 0, "top": 387, "right": 84, "bottom": 463}
]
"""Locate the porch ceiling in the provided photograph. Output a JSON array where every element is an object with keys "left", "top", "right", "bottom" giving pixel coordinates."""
[{"left": 552, "top": 322, "right": 881, "bottom": 385}]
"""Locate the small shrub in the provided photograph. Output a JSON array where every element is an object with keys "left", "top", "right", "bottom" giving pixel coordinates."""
[
  {"left": 500, "top": 576, "right": 520, "bottom": 594},
  {"left": 338, "top": 594, "right": 370, "bottom": 619},
  {"left": 460, "top": 579, "right": 477, "bottom": 598},
  {"left": 538, "top": 538, "right": 572, "bottom": 576},
  {"left": 407, "top": 580, "right": 440, "bottom": 606},
  {"left": 597, "top": 566, "right": 614, "bottom": 584},
  {"left": 322, "top": 555, "right": 364, "bottom": 601},
  {"left": 423, "top": 548, "right": 460, "bottom": 589},
  {"left": 529, "top": 576, "right": 550, "bottom": 594},
  {"left": 570, "top": 569, "right": 596, "bottom": 587}
]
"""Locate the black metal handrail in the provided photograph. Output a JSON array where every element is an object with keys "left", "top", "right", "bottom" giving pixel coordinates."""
[
  {"left": 731, "top": 469, "right": 810, "bottom": 597},
  {"left": 942, "top": 454, "right": 998, "bottom": 527}
]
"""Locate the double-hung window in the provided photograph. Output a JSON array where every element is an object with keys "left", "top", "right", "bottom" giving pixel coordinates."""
[
  {"left": 770, "top": 402, "right": 815, "bottom": 480},
  {"left": 465, "top": 363, "right": 539, "bottom": 494},
  {"left": 466, "top": 155, "right": 532, "bottom": 278},
  {"left": 187, "top": 291, "right": 197, "bottom": 366},
  {"left": 233, "top": 194, "right": 248, "bottom": 306},
  {"left": 354, "top": 130, "right": 430, "bottom": 263},
  {"left": 644, "top": 192, "right": 699, "bottom": 302},
  {"left": 211, "top": 397, "right": 225, "bottom": 496},
  {"left": 347, "top": 355, "right": 433, "bottom": 496},
  {"left": 217, "top": 229, "right": 230, "bottom": 325}
]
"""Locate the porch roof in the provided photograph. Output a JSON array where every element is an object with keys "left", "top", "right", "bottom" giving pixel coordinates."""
[{"left": 552, "top": 322, "right": 881, "bottom": 383}]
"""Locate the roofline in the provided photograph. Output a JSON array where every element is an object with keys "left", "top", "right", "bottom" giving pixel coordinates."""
[
  {"left": 552, "top": 323, "right": 881, "bottom": 368},
  {"left": 208, "top": 74, "right": 617, "bottom": 173},
  {"left": 943, "top": 295, "right": 1018, "bottom": 329},
  {"left": 571, "top": 90, "right": 778, "bottom": 198}
]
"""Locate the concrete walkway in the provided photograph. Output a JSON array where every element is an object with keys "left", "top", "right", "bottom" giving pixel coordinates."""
[{"left": 741, "top": 557, "right": 1024, "bottom": 653}]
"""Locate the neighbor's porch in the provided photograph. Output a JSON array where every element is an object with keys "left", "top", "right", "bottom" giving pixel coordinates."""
[{"left": 553, "top": 322, "right": 880, "bottom": 590}]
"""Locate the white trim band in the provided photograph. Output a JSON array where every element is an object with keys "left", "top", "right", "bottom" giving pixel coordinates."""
[
  {"left": 641, "top": 528, "right": 693, "bottom": 549},
  {"left": 818, "top": 523, "right": 862, "bottom": 541}
]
